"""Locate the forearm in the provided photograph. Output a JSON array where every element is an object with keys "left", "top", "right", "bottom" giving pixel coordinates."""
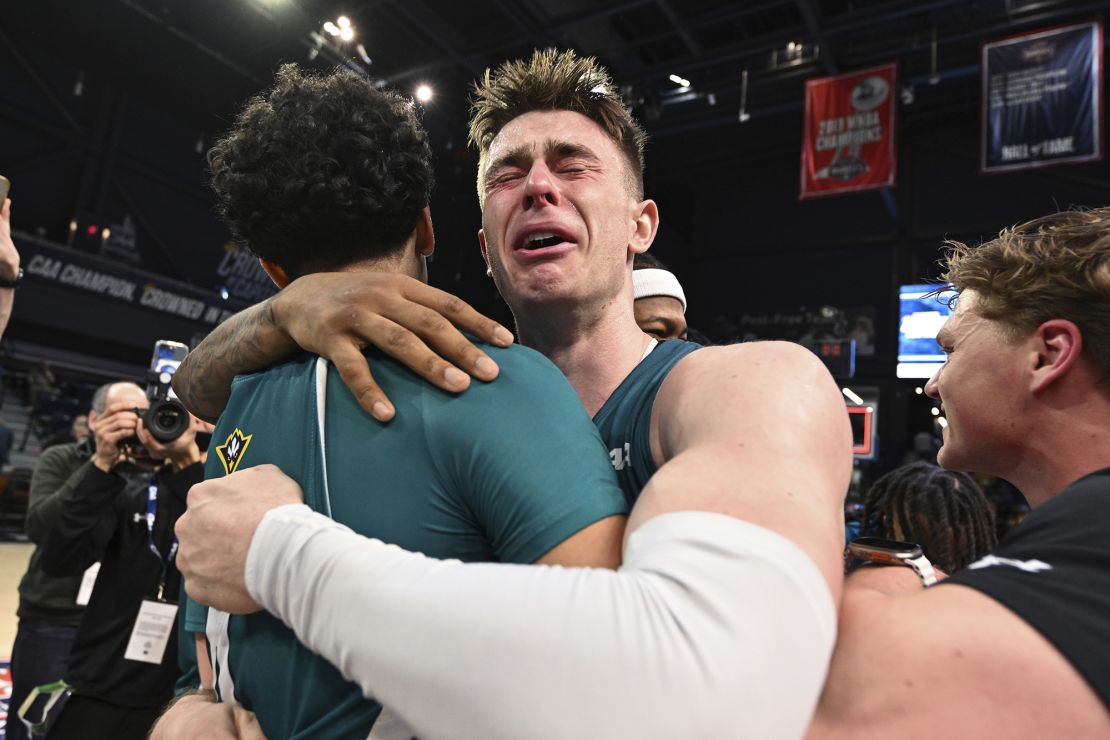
[
  {"left": 173, "top": 298, "right": 296, "bottom": 422},
  {"left": 249, "top": 507, "right": 836, "bottom": 740},
  {"left": 0, "top": 227, "right": 18, "bottom": 339},
  {"left": 0, "top": 288, "right": 13, "bottom": 338}
]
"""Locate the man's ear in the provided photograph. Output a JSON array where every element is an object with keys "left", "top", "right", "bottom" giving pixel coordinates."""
[
  {"left": 478, "top": 229, "right": 491, "bottom": 273},
  {"left": 259, "top": 258, "right": 291, "bottom": 289},
  {"left": 1030, "top": 319, "right": 1084, "bottom": 394},
  {"left": 628, "top": 199, "right": 659, "bottom": 256},
  {"left": 415, "top": 206, "right": 435, "bottom": 258}
]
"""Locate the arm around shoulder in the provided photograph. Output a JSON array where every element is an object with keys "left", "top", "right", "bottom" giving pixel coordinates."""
[
  {"left": 173, "top": 298, "right": 295, "bottom": 422},
  {"left": 636, "top": 341, "right": 853, "bottom": 593}
]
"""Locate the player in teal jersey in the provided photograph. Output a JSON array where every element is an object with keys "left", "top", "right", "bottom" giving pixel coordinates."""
[
  {"left": 165, "top": 51, "right": 852, "bottom": 739},
  {"left": 168, "top": 64, "right": 626, "bottom": 740}
]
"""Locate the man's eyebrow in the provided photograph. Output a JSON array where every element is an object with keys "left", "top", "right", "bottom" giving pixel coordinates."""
[
  {"left": 485, "top": 140, "right": 602, "bottom": 184},
  {"left": 484, "top": 144, "right": 533, "bottom": 182},
  {"left": 545, "top": 140, "right": 600, "bottom": 162}
]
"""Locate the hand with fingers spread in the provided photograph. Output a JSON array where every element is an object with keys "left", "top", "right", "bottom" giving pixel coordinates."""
[
  {"left": 269, "top": 272, "right": 514, "bottom": 421},
  {"left": 173, "top": 271, "right": 514, "bottom": 423}
]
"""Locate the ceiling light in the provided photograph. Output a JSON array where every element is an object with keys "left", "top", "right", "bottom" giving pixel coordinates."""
[
  {"left": 931, "top": 407, "right": 941, "bottom": 416},
  {"left": 339, "top": 26, "right": 354, "bottom": 41},
  {"left": 101, "top": 228, "right": 111, "bottom": 240},
  {"left": 668, "top": 74, "right": 690, "bottom": 88},
  {"left": 914, "top": 386, "right": 923, "bottom": 394},
  {"left": 415, "top": 84, "right": 433, "bottom": 103},
  {"left": 323, "top": 21, "right": 339, "bottom": 35},
  {"left": 337, "top": 15, "right": 350, "bottom": 28},
  {"left": 842, "top": 387, "right": 864, "bottom": 406}
]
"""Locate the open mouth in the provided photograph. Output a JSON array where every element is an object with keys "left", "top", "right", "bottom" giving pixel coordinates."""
[{"left": 521, "top": 232, "right": 570, "bottom": 250}]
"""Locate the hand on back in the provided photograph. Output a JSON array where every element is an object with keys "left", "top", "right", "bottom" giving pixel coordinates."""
[{"left": 270, "top": 272, "right": 514, "bottom": 420}]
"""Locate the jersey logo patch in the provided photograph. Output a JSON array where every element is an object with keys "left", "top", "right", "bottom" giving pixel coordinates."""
[
  {"left": 609, "top": 442, "right": 632, "bottom": 471},
  {"left": 967, "top": 554, "right": 1052, "bottom": 574},
  {"left": 215, "top": 428, "right": 253, "bottom": 476}
]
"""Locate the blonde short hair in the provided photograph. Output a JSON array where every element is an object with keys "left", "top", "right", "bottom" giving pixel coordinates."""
[
  {"left": 943, "top": 207, "right": 1110, "bottom": 383},
  {"left": 468, "top": 48, "right": 647, "bottom": 205}
]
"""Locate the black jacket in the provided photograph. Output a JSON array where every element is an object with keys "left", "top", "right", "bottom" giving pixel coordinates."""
[{"left": 39, "top": 459, "right": 203, "bottom": 709}]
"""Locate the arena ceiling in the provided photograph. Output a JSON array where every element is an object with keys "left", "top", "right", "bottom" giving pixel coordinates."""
[{"left": 7, "top": 0, "right": 1102, "bottom": 143}]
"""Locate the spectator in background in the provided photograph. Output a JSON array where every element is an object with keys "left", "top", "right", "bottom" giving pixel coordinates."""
[
  {"left": 37, "top": 381, "right": 203, "bottom": 740},
  {"left": 858, "top": 461, "right": 997, "bottom": 574},
  {"left": 26, "top": 362, "right": 57, "bottom": 409},
  {"left": 8, "top": 392, "right": 104, "bottom": 740},
  {"left": 631, "top": 252, "right": 688, "bottom": 340},
  {"left": 71, "top": 414, "right": 89, "bottom": 444},
  {"left": 44, "top": 413, "right": 91, "bottom": 449},
  {"left": 0, "top": 196, "right": 21, "bottom": 338}
]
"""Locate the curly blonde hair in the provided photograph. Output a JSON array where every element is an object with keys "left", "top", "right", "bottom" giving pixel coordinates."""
[
  {"left": 468, "top": 48, "right": 647, "bottom": 205},
  {"left": 942, "top": 207, "right": 1110, "bottom": 383}
]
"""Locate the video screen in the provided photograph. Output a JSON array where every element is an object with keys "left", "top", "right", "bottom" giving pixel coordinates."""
[{"left": 896, "top": 284, "right": 957, "bottom": 379}]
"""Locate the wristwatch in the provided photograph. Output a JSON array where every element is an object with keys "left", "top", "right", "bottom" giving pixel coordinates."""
[
  {"left": 0, "top": 267, "right": 24, "bottom": 289},
  {"left": 847, "top": 536, "right": 938, "bottom": 587}
]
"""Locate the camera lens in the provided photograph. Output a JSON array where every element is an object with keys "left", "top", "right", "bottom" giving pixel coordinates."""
[{"left": 142, "top": 399, "right": 191, "bottom": 443}]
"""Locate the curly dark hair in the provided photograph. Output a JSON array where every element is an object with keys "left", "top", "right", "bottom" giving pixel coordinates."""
[
  {"left": 208, "top": 64, "right": 434, "bottom": 278},
  {"left": 861, "top": 461, "right": 997, "bottom": 573}
]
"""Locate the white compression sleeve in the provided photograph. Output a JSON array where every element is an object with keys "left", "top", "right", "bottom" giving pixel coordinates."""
[{"left": 248, "top": 506, "right": 836, "bottom": 740}]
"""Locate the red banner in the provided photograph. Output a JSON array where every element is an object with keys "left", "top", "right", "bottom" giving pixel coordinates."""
[{"left": 800, "top": 63, "right": 898, "bottom": 199}]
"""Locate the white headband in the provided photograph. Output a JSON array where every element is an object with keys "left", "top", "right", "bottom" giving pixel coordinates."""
[{"left": 633, "top": 268, "right": 687, "bottom": 314}]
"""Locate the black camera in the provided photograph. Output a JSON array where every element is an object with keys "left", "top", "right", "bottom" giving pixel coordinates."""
[{"left": 137, "top": 340, "right": 191, "bottom": 444}]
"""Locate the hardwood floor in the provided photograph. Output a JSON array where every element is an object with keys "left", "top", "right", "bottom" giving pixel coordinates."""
[{"left": 0, "top": 544, "right": 33, "bottom": 658}]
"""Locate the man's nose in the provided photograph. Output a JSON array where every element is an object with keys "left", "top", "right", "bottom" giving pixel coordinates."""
[
  {"left": 523, "top": 162, "right": 559, "bottom": 209},
  {"left": 924, "top": 371, "right": 940, "bottom": 399}
]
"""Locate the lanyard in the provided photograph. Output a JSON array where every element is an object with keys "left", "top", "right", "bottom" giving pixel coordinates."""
[{"left": 146, "top": 479, "right": 178, "bottom": 600}]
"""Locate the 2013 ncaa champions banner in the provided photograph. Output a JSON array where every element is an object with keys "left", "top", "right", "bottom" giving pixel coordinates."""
[
  {"left": 982, "top": 22, "right": 1103, "bottom": 173},
  {"left": 799, "top": 63, "right": 897, "bottom": 199}
]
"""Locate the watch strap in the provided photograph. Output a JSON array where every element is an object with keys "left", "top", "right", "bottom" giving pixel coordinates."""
[
  {"left": 0, "top": 267, "right": 24, "bottom": 289},
  {"left": 905, "top": 552, "right": 937, "bottom": 587}
]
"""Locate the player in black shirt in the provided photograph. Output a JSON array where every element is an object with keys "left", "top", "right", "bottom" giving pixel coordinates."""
[{"left": 810, "top": 208, "right": 1110, "bottom": 738}]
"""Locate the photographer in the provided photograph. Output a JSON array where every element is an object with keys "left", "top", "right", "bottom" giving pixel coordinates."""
[{"left": 38, "top": 381, "right": 202, "bottom": 740}]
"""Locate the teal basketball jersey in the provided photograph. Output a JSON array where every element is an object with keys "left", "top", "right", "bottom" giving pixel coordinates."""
[
  {"left": 198, "top": 342, "right": 627, "bottom": 739},
  {"left": 592, "top": 339, "right": 701, "bottom": 504}
]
